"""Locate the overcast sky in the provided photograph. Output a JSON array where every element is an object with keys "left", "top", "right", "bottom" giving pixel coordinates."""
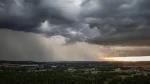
[{"left": 0, "top": 0, "right": 150, "bottom": 61}]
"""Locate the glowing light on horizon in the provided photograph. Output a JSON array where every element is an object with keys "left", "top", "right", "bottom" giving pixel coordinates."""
[{"left": 102, "top": 56, "right": 150, "bottom": 62}]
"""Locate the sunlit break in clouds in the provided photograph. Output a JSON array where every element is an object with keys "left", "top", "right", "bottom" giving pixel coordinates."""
[
  {"left": 103, "top": 56, "right": 150, "bottom": 62},
  {"left": 0, "top": 0, "right": 150, "bottom": 61}
]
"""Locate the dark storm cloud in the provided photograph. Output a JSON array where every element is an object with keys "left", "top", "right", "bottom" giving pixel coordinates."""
[
  {"left": 0, "top": 0, "right": 150, "bottom": 45},
  {"left": 83, "top": 0, "right": 150, "bottom": 45},
  {"left": 0, "top": 0, "right": 43, "bottom": 32}
]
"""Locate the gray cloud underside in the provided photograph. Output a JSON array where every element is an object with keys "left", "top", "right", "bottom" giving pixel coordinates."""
[
  {"left": 0, "top": 29, "right": 150, "bottom": 61},
  {"left": 0, "top": 29, "right": 99, "bottom": 61},
  {"left": 0, "top": 0, "right": 150, "bottom": 45}
]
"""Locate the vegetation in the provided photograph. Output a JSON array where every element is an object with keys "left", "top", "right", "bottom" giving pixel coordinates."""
[{"left": 0, "top": 71, "right": 150, "bottom": 84}]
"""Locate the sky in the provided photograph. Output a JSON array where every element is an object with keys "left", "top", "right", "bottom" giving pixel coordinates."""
[{"left": 0, "top": 0, "right": 150, "bottom": 61}]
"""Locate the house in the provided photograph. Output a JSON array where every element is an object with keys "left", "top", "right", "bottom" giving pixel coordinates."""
[
  {"left": 51, "top": 65, "right": 57, "bottom": 68},
  {"left": 115, "top": 68, "right": 121, "bottom": 72},
  {"left": 67, "top": 68, "right": 76, "bottom": 72}
]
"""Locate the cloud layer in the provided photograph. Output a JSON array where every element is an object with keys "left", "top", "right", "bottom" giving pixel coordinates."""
[
  {"left": 0, "top": 29, "right": 150, "bottom": 61},
  {"left": 0, "top": 0, "right": 150, "bottom": 45},
  {"left": 0, "top": 29, "right": 102, "bottom": 61}
]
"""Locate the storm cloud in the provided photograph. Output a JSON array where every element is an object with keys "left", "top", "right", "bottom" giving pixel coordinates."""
[
  {"left": 0, "top": 0, "right": 150, "bottom": 45},
  {"left": 0, "top": 0, "right": 150, "bottom": 61},
  {"left": 0, "top": 29, "right": 150, "bottom": 61}
]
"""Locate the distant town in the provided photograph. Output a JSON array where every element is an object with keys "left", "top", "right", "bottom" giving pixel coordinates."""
[{"left": 0, "top": 61, "right": 150, "bottom": 76}]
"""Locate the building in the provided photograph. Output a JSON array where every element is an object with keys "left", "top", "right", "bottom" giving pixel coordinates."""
[
  {"left": 51, "top": 65, "right": 57, "bottom": 68},
  {"left": 67, "top": 68, "right": 76, "bottom": 72},
  {"left": 115, "top": 68, "right": 122, "bottom": 72}
]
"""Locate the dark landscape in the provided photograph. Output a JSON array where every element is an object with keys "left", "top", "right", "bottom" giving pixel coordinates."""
[{"left": 0, "top": 61, "right": 150, "bottom": 84}]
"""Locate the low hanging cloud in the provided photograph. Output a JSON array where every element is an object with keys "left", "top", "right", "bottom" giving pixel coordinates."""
[
  {"left": 0, "top": 29, "right": 150, "bottom": 61},
  {"left": 0, "top": 29, "right": 102, "bottom": 61}
]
